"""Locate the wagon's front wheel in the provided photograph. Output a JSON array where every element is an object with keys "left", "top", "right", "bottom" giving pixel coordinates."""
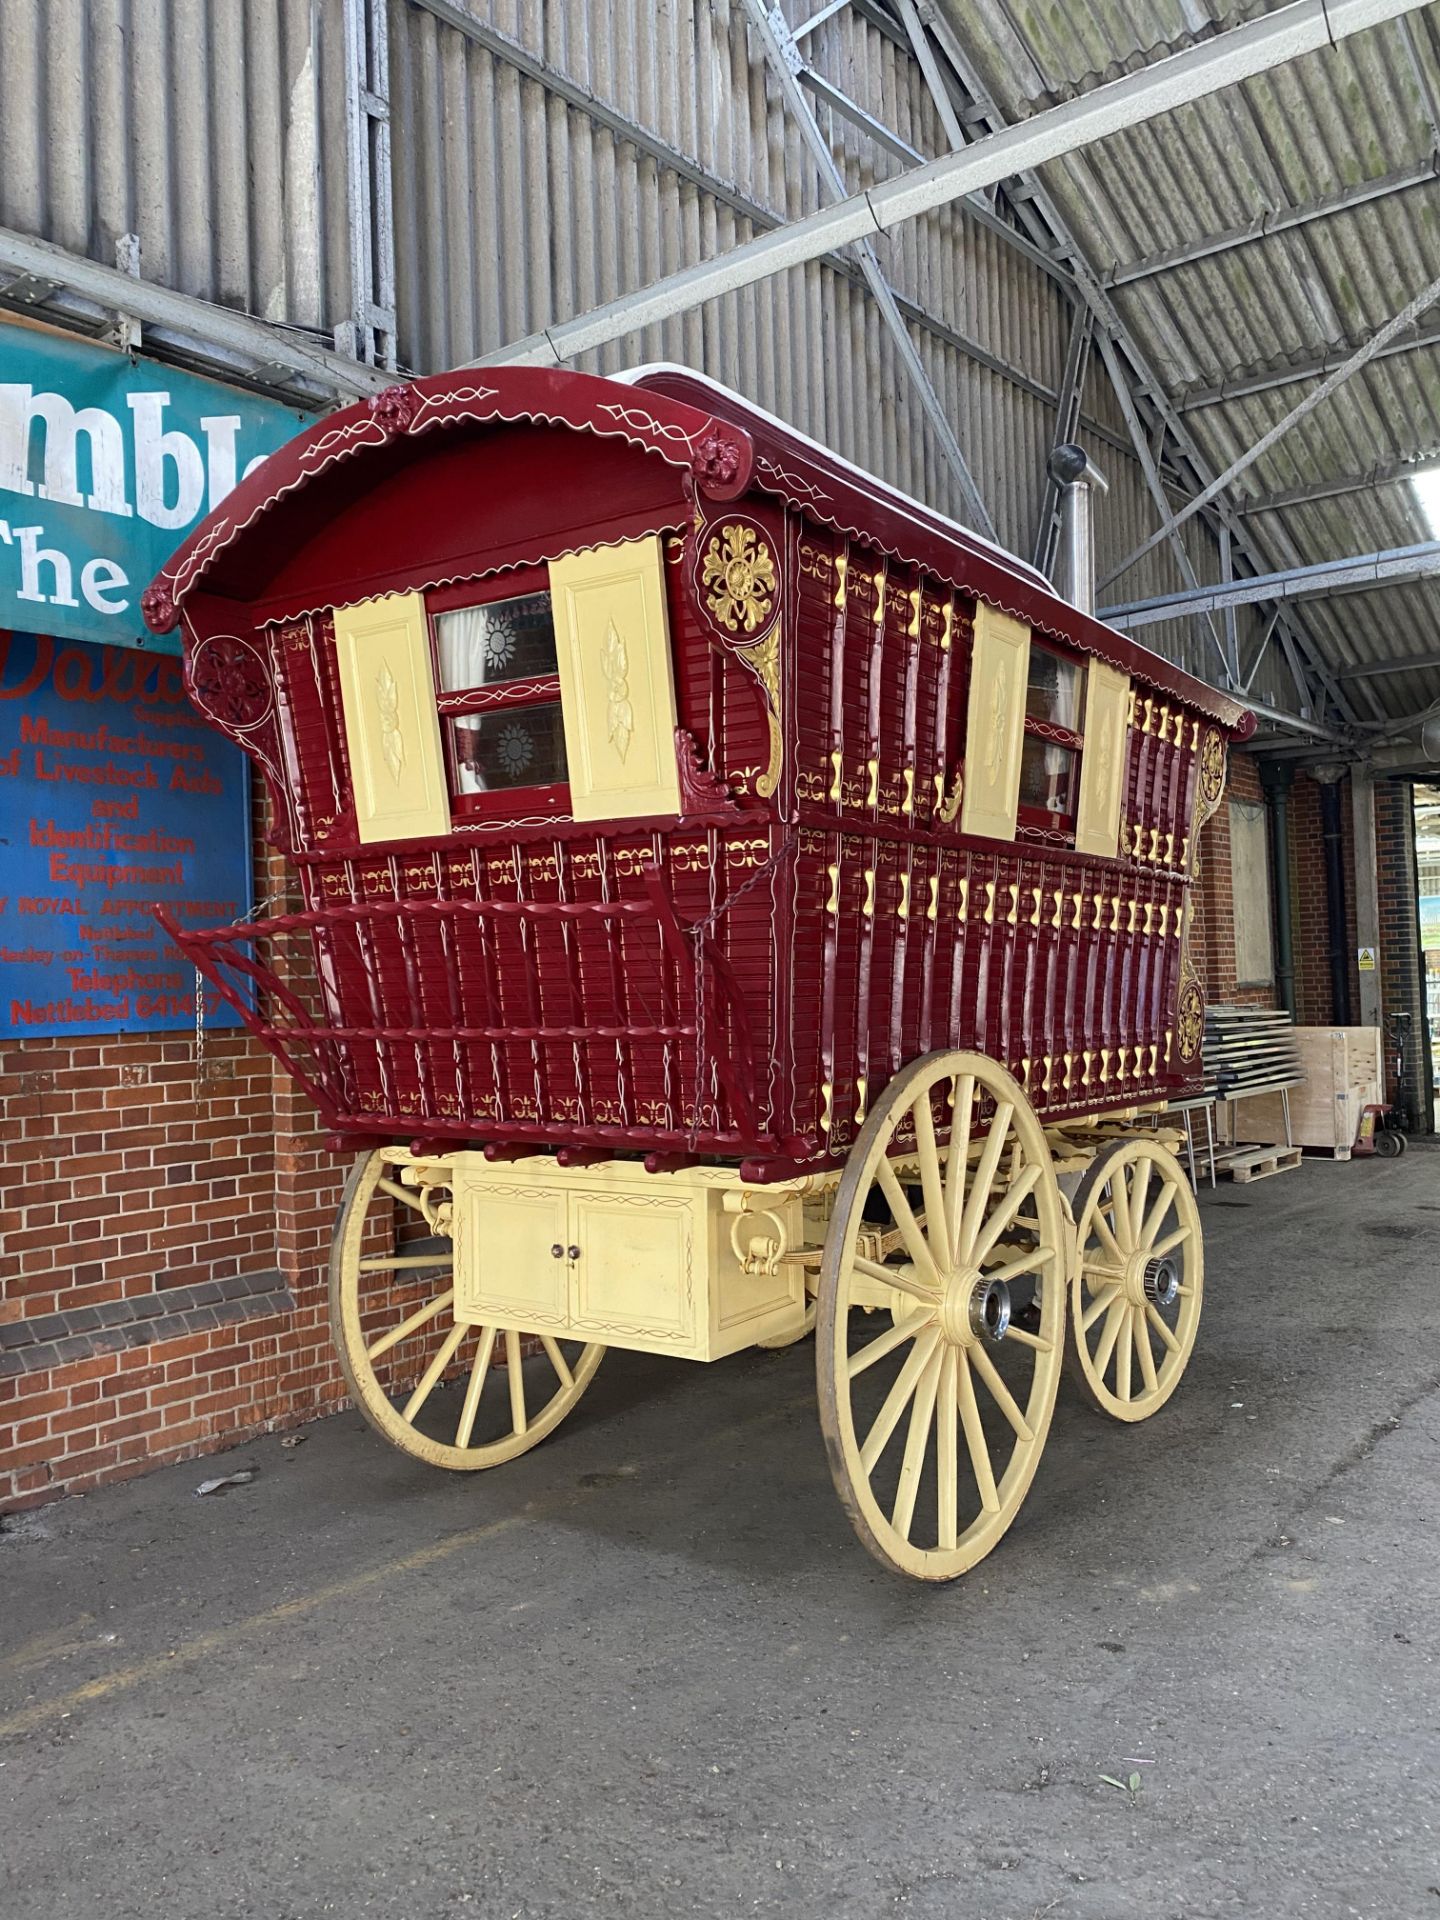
[
  {"left": 817, "top": 1051, "right": 1066, "bottom": 1581},
  {"left": 1068, "top": 1137, "right": 1202, "bottom": 1421},
  {"left": 330, "top": 1150, "right": 604, "bottom": 1470}
]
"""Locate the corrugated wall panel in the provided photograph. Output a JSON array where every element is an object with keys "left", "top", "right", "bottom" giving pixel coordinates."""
[{"left": 0, "top": 0, "right": 353, "bottom": 338}]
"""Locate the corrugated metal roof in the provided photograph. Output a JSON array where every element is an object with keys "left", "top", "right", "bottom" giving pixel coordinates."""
[{"left": 933, "top": 0, "right": 1440, "bottom": 727}]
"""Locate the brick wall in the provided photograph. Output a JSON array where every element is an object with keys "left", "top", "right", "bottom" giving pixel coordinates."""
[
  {"left": 0, "top": 809, "right": 346, "bottom": 1513},
  {"left": 1286, "top": 773, "right": 1361, "bottom": 1026}
]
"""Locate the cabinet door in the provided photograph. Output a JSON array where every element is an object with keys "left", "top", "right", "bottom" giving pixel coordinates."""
[
  {"left": 569, "top": 1192, "right": 698, "bottom": 1349},
  {"left": 452, "top": 1177, "right": 569, "bottom": 1329},
  {"left": 1074, "top": 660, "right": 1130, "bottom": 860},
  {"left": 960, "top": 604, "right": 1029, "bottom": 842},
  {"left": 548, "top": 535, "right": 682, "bottom": 823},
  {"left": 333, "top": 590, "right": 451, "bottom": 843}
]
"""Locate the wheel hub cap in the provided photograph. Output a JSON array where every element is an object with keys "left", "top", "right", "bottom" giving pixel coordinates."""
[
  {"left": 1143, "top": 1255, "right": 1180, "bottom": 1308},
  {"left": 939, "top": 1267, "right": 1012, "bottom": 1346}
]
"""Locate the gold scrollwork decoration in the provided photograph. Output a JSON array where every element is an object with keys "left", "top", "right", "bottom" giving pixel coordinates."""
[{"left": 702, "top": 522, "right": 777, "bottom": 634}]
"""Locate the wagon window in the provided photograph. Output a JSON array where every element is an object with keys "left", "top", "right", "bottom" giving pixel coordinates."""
[
  {"left": 430, "top": 580, "right": 570, "bottom": 815},
  {"left": 1018, "top": 642, "right": 1085, "bottom": 826}
]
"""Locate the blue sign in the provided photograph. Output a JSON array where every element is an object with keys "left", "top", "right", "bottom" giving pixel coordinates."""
[
  {"left": 0, "top": 320, "right": 309, "bottom": 653},
  {"left": 0, "top": 630, "right": 250, "bottom": 1037}
]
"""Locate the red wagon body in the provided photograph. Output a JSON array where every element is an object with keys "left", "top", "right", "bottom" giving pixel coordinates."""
[{"left": 147, "top": 365, "right": 1251, "bottom": 1180}]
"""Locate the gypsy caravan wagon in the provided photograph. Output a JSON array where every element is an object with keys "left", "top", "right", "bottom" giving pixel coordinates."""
[{"left": 144, "top": 365, "right": 1251, "bottom": 1582}]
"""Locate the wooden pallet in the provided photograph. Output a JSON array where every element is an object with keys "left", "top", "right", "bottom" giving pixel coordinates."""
[{"left": 1214, "top": 1143, "right": 1303, "bottom": 1184}]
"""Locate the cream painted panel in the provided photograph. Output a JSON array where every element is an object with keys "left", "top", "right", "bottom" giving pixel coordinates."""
[
  {"left": 453, "top": 1177, "right": 569, "bottom": 1328},
  {"left": 960, "top": 604, "right": 1029, "bottom": 842},
  {"left": 333, "top": 591, "right": 451, "bottom": 843},
  {"left": 1074, "top": 659, "right": 1130, "bottom": 860},
  {"left": 570, "top": 1191, "right": 697, "bottom": 1349},
  {"left": 548, "top": 536, "right": 682, "bottom": 822}
]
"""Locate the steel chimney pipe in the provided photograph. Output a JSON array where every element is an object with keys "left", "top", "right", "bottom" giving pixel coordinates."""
[{"left": 1047, "top": 444, "right": 1109, "bottom": 614}]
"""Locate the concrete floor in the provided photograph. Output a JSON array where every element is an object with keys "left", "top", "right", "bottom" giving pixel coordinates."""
[{"left": 2, "top": 1152, "right": 1438, "bottom": 1920}]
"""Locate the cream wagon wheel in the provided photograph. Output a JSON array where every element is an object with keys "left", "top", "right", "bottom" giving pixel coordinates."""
[
  {"left": 330, "top": 1150, "right": 604, "bottom": 1470},
  {"left": 817, "top": 1051, "right": 1066, "bottom": 1582},
  {"left": 1068, "top": 1137, "right": 1203, "bottom": 1422}
]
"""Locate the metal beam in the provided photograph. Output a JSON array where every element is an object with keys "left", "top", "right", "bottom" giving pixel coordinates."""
[
  {"left": 1106, "top": 154, "right": 1440, "bottom": 289},
  {"left": 342, "top": 0, "right": 398, "bottom": 369},
  {"left": 1243, "top": 698, "right": 1352, "bottom": 743},
  {"left": 1237, "top": 451, "right": 1440, "bottom": 517},
  {"left": 897, "top": 0, "right": 1370, "bottom": 731},
  {"left": 0, "top": 224, "right": 388, "bottom": 404},
  {"left": 472, "top": 0, "right": 1436, "bottom": 371},
  {"left": 743, "top": 1, "right": 995, "bottom": 537},
  {"left": 1338, "top": 647, "right": 1440, "bottom": 681},
  {"left": 1176, "top": 319, "right": 1440, "bottom": 412},
  {"left": 1101, "top": 540, "right": 1440, "bottom": 626},
  {"left": 1100, "top": 268, "right": 1440, "bottom": 589}
]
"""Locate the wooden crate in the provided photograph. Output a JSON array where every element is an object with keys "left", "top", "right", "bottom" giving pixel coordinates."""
[{"left": 1237, "top": 1025, "right": 1381, "bottom": 1159}]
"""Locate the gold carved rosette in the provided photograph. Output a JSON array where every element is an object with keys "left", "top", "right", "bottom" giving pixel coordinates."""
[
  {"left": 690, "top": 511, "right": 785, "bottom": 800},
  {"left": 1173, "top": 724, "right": 1229, "bottom": 1065}
]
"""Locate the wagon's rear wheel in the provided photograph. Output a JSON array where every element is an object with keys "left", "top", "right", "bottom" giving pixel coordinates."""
[
  {"left": 817, "top": 1051, "right": 1065, "bottom": 1581},
  {"left": 330, "top": 1150, "right": 603, "bottom": 1470},
  {"left": 1068, "top": 1137, "right": 1202, "bottom": 1422}
]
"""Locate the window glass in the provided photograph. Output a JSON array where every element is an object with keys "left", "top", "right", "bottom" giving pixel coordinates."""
[
  {"left": 1018, "top": 736, "right": 1077, "bottom": 817},
  {"left": 449, "top": 704, "right": 568, "bottom": 794},
  {"left": 435, "top": 592, "right": 558, "bottom": 693},
  {"left": 1025, "top": 647, "right": 1084, "bottom": 731}
]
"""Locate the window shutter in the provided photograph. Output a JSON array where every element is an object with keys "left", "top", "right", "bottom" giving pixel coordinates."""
[
  {"left": 960, "top": 604, "right": 1029, "bottom": 842},
  {"left": 549, "top": 535, "right": 682, "bottom": 824},
  {"left": 1074, "top": 660, "right": 1130, "bottom": 860},
  {"left": 333, "top": 591, "right": 452, "bottom": 844}
]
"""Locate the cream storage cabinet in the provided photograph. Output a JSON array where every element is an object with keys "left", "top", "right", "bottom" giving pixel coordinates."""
[{"left": 449, "top": 1156, "right": 806, "bottom": 1359}]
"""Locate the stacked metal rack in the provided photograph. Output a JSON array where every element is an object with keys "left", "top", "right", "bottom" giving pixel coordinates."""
[{"left": 1203, "top": 1005, "right": 1305, "bottom": 1182}]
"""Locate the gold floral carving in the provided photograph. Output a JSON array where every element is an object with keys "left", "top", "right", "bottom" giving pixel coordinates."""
[
  {"left": 600, "top": 619, "right": 634, "bottom": 761},
  {"left": 375, "top": 660, "right": 404, "bottom": 783},
  {"left": 739, "top": 626, "right": 783, "bottom": 800},
  {"left": 702, "top": 523, "right": 777, "bottom": 634},
  {"left": 1175, "top": 974, "right": 1204, "bottom": 1060},
  {"left": 1198, "top": 726, "right": 1225, "bottom": 811}
]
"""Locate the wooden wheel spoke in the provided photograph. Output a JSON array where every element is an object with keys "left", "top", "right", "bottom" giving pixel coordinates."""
[
  {"left": 1149, "top": 1224, "right": 1192, "bottom": 1260},
  {"left": 1133, "top": 1312, "right": 1159, "bottom": 1394},
  {"left": 1128, "top": 1158, "right": 1152, "bottom": 1246},
  {"left": 376, "top": 1176, "right": 429, "bottom": 1214},
  {"left": 540, "top": 1335, "right": 575, "bottom": 1390},
  {"left": 505, "top": 1330, "right": 528, "bottom": 1436},
  {"left": 891, "top": 1347, "right": 943, "bottom": 1541},
  {"left": 1090, "top": 1296, "right": 1129, "bottom": 1377},
  {"left": 1145, "top": 1302, "right": 1181, "bottom": 1353},
  {"left": 910, "top": 1097, "right": 948, "bottom": 1269},
  {"left": 1003, "top": 1324, "right": 1053, "bottom": 1354},
  {"left": 876, "top": 1161, "right": 943, "bottom": 1287},
  {"left": 943, "top": 1073, "right": 975, "bottom": 1261},
  {"left": 936, "top": 1348, "right": 960, "bottom": 1549},
  {"left": 1079, "top": 1283, "right": 1122, "bottom": 1333},
  {"left": 860, "top": 1327, "right": 942, "bottom": 1475},
  {"left": 366, "top": 1287, "right": 455, "bottom": 1364},
  {"left": 852, "top": 1253, "right": 939, "bottom": 1304},
  {"left": 967, "top": 1339, "right": 1033, "bottom": 1443},
  {"left": 401, "top": 1321, "right": 468, "bottom": 1425},
  {"left": 1139, "top": 1179, "right": 1178, "bottom": 1251},
  {"left": 1114, "top": 1306, "right": 1133, "bottom": 1401},
  {"left": 455, "top": 1325, "right": 497, "bottom": 1448},
  {"left": 985, "top": 1244, "right": 1055, "bottom": 1287},
  {"left": 958, "top": 1100, "right": 1014, "bottom": 1262},
  {"left": 970, "top": 1162, "right": 1041, "bottom": 1267},
  {"left": 1091, "top": 1199, "right": 1126, "bottom": 1265},
  {"left": 847, "top": 1308, "right": 932, "bottom": 1380},
  {"left": 955, "top": 1350, "right": 1001, "bottom": 1513}
]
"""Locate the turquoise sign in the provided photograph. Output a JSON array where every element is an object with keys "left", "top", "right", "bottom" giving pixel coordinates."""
[{"left": 0, "top": 321, "right": 310, "bottom": 654}]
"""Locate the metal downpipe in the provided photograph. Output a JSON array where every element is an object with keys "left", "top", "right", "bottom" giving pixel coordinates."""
[
  {"left": 1260, "top": 762, "right": 1295, "bottom": 1017},
  {"left": 1315, "top": 771, "right": 1354, "bottom": 1024}
]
